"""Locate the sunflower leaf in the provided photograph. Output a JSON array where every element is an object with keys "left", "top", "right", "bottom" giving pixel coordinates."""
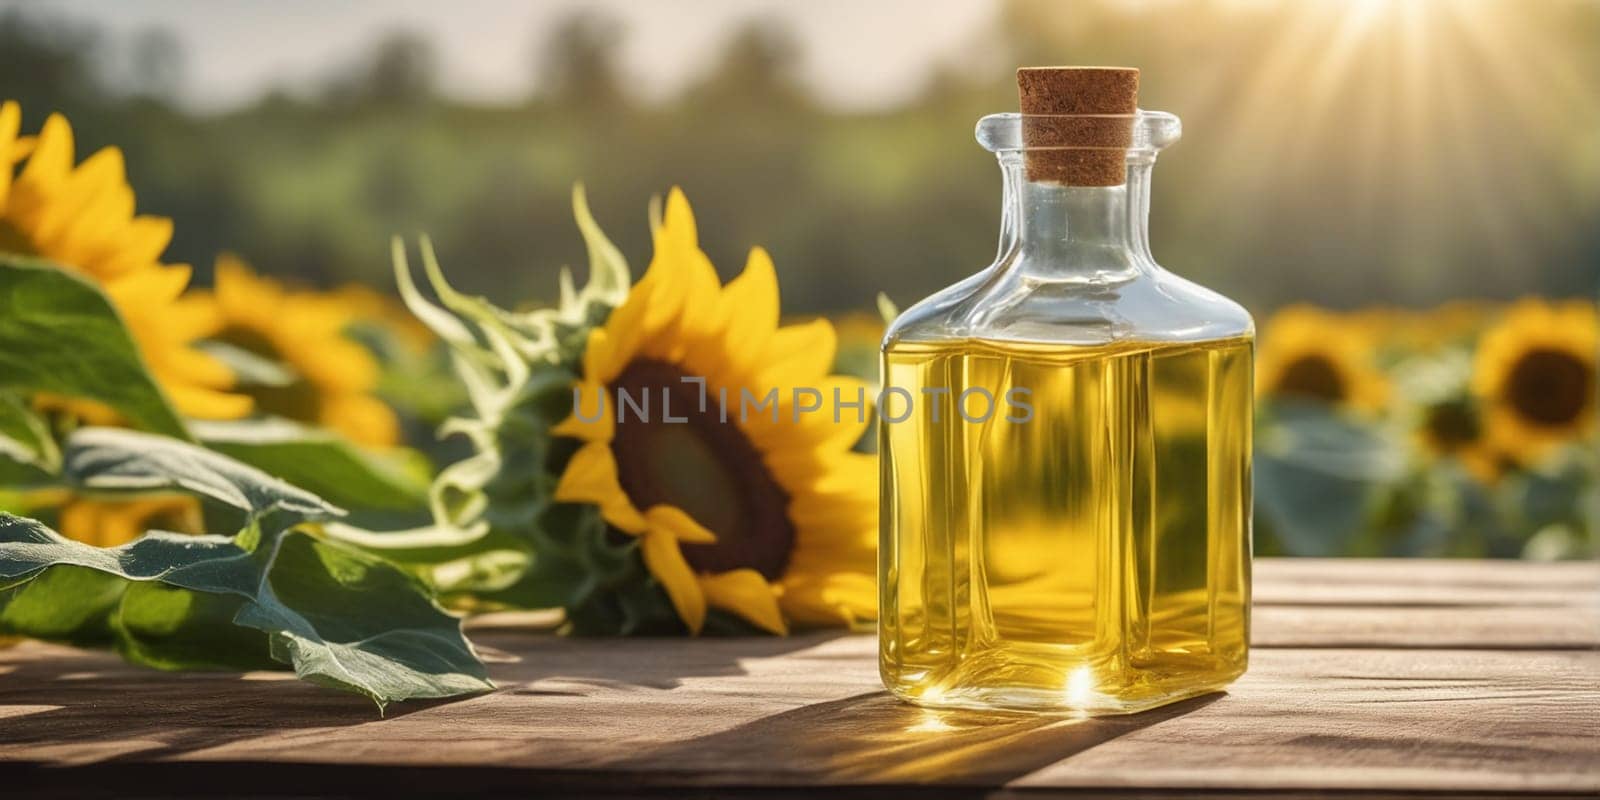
[
  {"left": 191, "top": 418, "right": 431, "bottom": 518},
  {"left": 0, "top": 256, "right": 188, "bottom": 439},
  {"left": 0, "top": 392, "right": 59, "bottom": 485},
  {"left": 0, "top": 428, "right": 490, "bottom": 710},
  {"left": 1255, "top": 402, "right": 1401, "bottom": 556}
]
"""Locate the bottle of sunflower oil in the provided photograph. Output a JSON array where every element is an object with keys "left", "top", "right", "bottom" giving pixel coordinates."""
[{"left": 879, "top": 67, "right": 1253, "bottom": 713}]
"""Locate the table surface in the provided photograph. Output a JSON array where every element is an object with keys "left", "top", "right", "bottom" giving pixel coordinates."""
[{"left": 2, "top": 558, "right": 1597, "bottom": 798}]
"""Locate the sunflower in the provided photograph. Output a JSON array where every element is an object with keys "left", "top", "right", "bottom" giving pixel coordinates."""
[
  {"left": 1256, "top": 304, "right": 1389, "bottom": 411},
  {"left": 1415, "top": 396, "right": 1506, "bottom": 485},
  {"left": 331, "top": 283, "right": 437, "bottom": 355},
  {"left": 1472, "top": 299, "right": 1598, "bottom": 463},
  {"left": 189, "top": 254, "right": 400, "bottom": 447},
  {"left": 0, "top": 101, "right": 246, "bottom": 421},
  {"left": 1346, "top": 301, "right": 1495, "bottom": 354},
  {"left": 550, "top": 189, "right": 876, "bottom": 634}
]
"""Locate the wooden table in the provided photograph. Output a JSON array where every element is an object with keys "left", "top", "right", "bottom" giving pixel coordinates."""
[{"left": 2, "top": 559, "right": 1597, "bottom": 798}]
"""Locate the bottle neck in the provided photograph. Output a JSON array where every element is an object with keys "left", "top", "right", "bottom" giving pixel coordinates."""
[{"left": 999, "top": 156, "right": 1154, "bottom": 279}]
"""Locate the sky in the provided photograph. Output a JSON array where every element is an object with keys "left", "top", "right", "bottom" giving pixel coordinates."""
[{"left": 11, "top": 0, "right": 1002, "bottom": 111}]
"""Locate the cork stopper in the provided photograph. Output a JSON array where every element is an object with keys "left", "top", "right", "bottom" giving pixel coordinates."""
[{"left": 1017, "top": 67, "right": 1139, "bottom": 186}]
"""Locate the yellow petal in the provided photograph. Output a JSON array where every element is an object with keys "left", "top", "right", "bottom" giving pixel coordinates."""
[
  {"left": 166, "top": 382, "right": 254, "bottom": 420},
  {"left": 699, "top": 569, "right": 787, "bottom": 635},
  {"left": 103, "top": 263, "right": 191, "bottom": 308},
  {"left": 669, "top": 249, "right": 725, "bottom": 349},
  {"left": 35, "top": 146, "right": 125, "bottom": 247},
  {"left": 581, "top": 327, "right": 628, "bottom": 386},
  {"left": 653, "top": 186, "right": 699, "bottom": 252},
  {"left": 641, "top": 529, "right": 705, "bottom": 634},
  {"left": 633, "top": 257, "right": 690, "bottom": 359},
  {"left": 760, "top": 319, "right": 838, "bottom": 385},
  {"left": 321, "top": 393, "right": 401, "bottom": 448},
  {"left": 553, "top": 441, "right": 646, "bottom": 533},
  {"left": 0, "top": 100, "right": 18, "bottom": 207},
  {"left": 645, "top": 504, "right": 716, "bottom": 544},
  {"left": 145, "top": 338, "right": 235, "bottom": 387},
  {"left": 16, "top": 113, "right": 74, "bottom": 201},
  {"left": 98, "top": 215, "right": 174, "bottom": 276},
  {"left": 551, "top": 380, "right": 615, "bottom": 442},
  {"left": 778, "top": 572, "right": 877, "bottom": 628},
  {"left": 167, "top": 293, "right": 226, "bottom": 339},
  {"left": 711, "top": 247, "right": 779, "bottom": 375},
  {"left": 594, "top": 289, "right": 654, "bottom": 381},
  {"left": 215, "top": 252, "right": 282, "bottom": 320}
]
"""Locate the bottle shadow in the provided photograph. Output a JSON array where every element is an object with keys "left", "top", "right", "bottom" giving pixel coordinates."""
[{"left": 621, "top": 689, "right": 1222, "bottom": 786}]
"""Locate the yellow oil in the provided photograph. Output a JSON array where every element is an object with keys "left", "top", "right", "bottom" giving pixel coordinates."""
[{"left": 879, "top": 335, "right": 1252, "bottom": 713}]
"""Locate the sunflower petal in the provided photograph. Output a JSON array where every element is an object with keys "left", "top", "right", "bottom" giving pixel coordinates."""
[
  {"left": 0, "top": 100, "right": 19, "bottom": 206},
  {"left": 778, "top": 572, "right": 877, "bottom": 628},
  {"left": 760, "top": 319, "right": 838, "bottom": 385},
  {"left": 165, "top": 382, "right": 254, "bottom": 420},
  {"left": 713, "top": 247, "right": 779, "bottom": 374},
  {"left": 700, "top": 569, "right": 787, "bottom": 635},
  {"left": 320, "top": 393, "right": 401, "bottom": 448},
  {"left": 98, "top": 215, "right": 174, "bottom": 276},
  {"left": 551, "top": 380, "right": 615, "bottom": 442},
  {"left": 553, "top": 441, "right": 646, "bottom": 534},
  {"left": 15, "top": 113, "right": 74, "bottom": 206},
  {"left": 645, "top": 504, "right": 716, "bottom": 544},
  {"left": 654, "top": 187, "right": 699, "bottom": 251},
  {"left": 641, "top": 530, "right": 706, "bottom": 634}
]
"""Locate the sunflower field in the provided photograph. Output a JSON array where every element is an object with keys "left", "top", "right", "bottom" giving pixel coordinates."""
[
  {"left": 1250, "top": 302, "right": 1597, "bottom": 560},
  {"left": 0, "top": 92, "right": 1595, "bottom": 708}
]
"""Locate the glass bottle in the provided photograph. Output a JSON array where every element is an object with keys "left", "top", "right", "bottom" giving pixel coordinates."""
[{"left": 879, "top": 68, "right": 1253, "bottom": 714}]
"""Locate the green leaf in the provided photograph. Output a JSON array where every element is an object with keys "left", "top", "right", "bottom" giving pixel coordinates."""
[
  {"left": 63, "top": 427, "right": 336, "bottom": 522},
  {"left": 243, "top": 531, "right": 491, "bottom": 702},
  {"left": 0, "top": 393, "right": 59, "bottom": 485},
  {"left": 0, "top": 256, "right": 187, "bottom": 439},
  {"left": 1254, "top": 402, "right": 1404, "bottom": 556},
  {"left": 113, "top": 582, "right": 278, "bottom": 672},
  {"left": 0, "top": 566, "right": 126, "bottom": 645},
  {"left": 192, "top": 418, "right": 430, "bottom": 514},
  {"left": 0, "top": 427, "right": 490, "bottom": 709}
]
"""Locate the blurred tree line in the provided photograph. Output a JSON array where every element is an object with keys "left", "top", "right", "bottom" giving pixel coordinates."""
[{"left": 1, "top": 0, "right": 1596, "bottom": 315}]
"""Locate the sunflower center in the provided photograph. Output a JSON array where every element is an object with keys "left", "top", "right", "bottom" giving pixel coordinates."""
[
  {"left": 1275, "top": 355, "right": 1347, "bottom": 403},
  {"left": 214, "top": 325, "right": 324, "bottom": 423},
  {"left": 0, "top": 220, "right": 38, "bottom": 256},
  {"left": 608, "top": 358, "right": 795, "bottom": 580},
  {"left": 1506, "top": 348, "right": 1594, "bottom": 427},
  {"left": 1423, "top": 399, "right": 1481, "bottom": 452}
]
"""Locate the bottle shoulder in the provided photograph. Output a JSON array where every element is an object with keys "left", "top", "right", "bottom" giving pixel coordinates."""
[{"left": 885, "top": 259, "right": 1254, "bottom": 351}]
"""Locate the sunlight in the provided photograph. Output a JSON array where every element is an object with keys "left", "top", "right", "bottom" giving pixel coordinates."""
[
  {"left": 905, "top": 709, "right": 960, "bottom": 734},
  {"left": 1064, "top": 665, "right": 1095, "bottom": 707},
  {"left": 1194, "top": 0, "right": 1597, "bottom": 274}
]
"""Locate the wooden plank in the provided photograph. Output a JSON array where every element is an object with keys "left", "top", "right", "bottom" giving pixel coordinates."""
[
  {"left": 1253, "top": 558, "right": 1599, "bottom": 608},
  {"left": 1252, "top": 604, "right": 1600, "bottom": 649},
  {"left": 0, "top": 559, "right": 1596, "bottom": 797},
  {"left": 0, "top": 637, "right": 1595, "bottom": 795},
  {"left": 1011, "top": 647, "right": 1600, "bottom": 795}
]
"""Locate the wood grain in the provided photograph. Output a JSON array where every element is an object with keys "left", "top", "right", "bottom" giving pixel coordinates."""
[{"left": 1, "top": 558, "right": 1596, "bottom": 798}]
